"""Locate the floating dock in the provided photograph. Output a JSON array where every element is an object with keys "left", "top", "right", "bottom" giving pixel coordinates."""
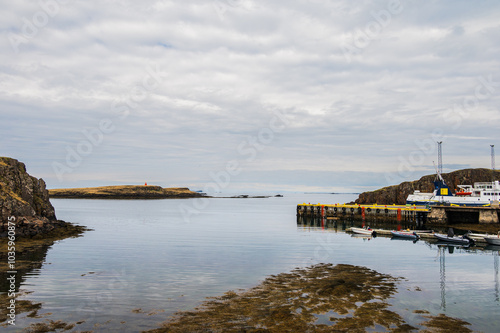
[{"left": 342, "top": 228, "right": 489, "bottom": 244}]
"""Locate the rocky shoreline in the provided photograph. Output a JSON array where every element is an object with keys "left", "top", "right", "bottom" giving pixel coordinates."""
[
  {"left": 49, "top": 185, "right": 203, "bottom": 199},
  {"left": 0, "top": 156, "right": 85, "bottom": 239},
  {"left": 0, "top": 216, "right": 86, "bottom": 239}
]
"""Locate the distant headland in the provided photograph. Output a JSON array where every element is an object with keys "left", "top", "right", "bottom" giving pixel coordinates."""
[{"left": 48, "top": 185, "right": 203, "bottom": 199}]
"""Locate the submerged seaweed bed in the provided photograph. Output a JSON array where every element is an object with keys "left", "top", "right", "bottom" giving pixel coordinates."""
[
  {"left": 1, "top": 261, "right": 474, "bottom": 332},
  {"left": 146, "top": 263, "right": 473, "bottom": 333},
  {"left": 0, "top": 223, "right": 89, "bottom": 331}
]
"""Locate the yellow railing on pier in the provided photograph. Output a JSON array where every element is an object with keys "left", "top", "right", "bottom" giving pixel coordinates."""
[{"left": 298, "top": 203, "right": 429, "bottom": 212}]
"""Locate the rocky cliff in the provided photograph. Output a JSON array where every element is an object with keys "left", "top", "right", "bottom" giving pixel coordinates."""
[
  {"left": 0, "top": 157, "right": 74, "bottom": 238},
  {"left": 355, "top": 168, "right": 500, "bottom": 205}
]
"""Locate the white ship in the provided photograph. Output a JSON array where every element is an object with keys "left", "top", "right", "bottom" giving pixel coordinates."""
[{"left": 406, "top": 173, "right": 499, "bottom": 207}]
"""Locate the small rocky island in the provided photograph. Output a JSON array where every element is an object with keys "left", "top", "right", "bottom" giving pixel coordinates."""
[{"left": 49, "top": 185, "right": 203, "bottom": 199}]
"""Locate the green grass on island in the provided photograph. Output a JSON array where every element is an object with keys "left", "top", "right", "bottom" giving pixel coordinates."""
[{"left": 48, "top": 185, "right": 202, "bottom": 199}]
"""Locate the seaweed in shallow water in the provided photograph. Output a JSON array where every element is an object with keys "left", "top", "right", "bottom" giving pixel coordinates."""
[
  {"left": 146, "top": 263, "right": 474, "bottom": 332},
  {"left": 146, "top": 264, "right": 398, "bottom": 332}
]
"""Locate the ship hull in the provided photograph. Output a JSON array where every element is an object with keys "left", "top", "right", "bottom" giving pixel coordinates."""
[{"left": 406, "top": 198, "right": 490, "bottom": 207}]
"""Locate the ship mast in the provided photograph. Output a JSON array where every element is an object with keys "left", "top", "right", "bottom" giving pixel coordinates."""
[
  {"left": 492, "top": 145, "right": 497, "bottom": 203},
  {"left": 434, "top": 141, "right": 445, "bottom": 183},
  {"left": 492, "top": 145, "right": 495, "bottom": 174},
  {"left": 438, "top": 141, "right": 443, "bottom": 175}
]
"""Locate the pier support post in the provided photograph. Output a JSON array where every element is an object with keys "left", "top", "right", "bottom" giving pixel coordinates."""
[
  {"left": 479, "top": 209, "right": 499, "bottom": 224},
  {"left": 428, "top": 206, "right": 447, "bottom": 224}
]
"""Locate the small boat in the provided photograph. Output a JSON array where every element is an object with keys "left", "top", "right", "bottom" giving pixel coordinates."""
[
  {"left": 414, "top": 230, "right": 434, "bottom": 233},
  {"left": 351, "top": 234, "right": 372, "bottom": 239},
  {"left": 466, "top": 232, "right": 490, "bottom": 238},
  {"left": 391, "top": 230, "right": 419, "bottom": 240},
  {"left": 351, "top": 227, "right": 374, "bottom": 236},
  {"left": 434, "top": 233, "right": 474, "bottom": 246},
  {"left": 484, "top": 233, "right": 500, "bottom": 246},
  {"left": 464, "top": 232, "right": 490, "bottom": 243}
]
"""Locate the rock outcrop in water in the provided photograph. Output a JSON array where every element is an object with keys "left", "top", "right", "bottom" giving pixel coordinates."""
[
  {"left": 355, "top": 168, "right": 500, "bottom": 205},
  {"left": 0, "top": 157, "right": 80, "bottom": 238}
]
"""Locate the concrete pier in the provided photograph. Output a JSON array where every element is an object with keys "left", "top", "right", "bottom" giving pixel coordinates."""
[
  {"left": 297, "top": 203, "right": 500, "bottom": 225},
  {"left": 428, "top": 206, "right": 500, "bottom": 224},
  {"left": 297, "top": 203, "right": 429, "bottom": 224}
]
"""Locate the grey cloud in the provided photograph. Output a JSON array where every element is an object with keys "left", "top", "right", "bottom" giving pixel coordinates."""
[{"left": 1, "top": 0, "right": 498, "bottom": 191}]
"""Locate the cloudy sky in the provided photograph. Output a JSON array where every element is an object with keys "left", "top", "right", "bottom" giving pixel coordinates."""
[{"left": 1, "top": 0, "right": 499, "bottom": 193}]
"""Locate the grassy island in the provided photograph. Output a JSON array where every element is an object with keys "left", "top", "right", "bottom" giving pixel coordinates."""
[{"left": 49, "top": 185, "right": 203, "bottom": 199}]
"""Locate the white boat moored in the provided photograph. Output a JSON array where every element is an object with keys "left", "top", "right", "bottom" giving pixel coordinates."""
[
  {"left": 350, "top": 227, "right": 374, "bottom": 236},
  {"left": 484, "top": 233, "right": 500, "bottom": 246}
]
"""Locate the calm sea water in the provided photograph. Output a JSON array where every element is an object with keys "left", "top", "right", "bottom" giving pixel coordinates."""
[{"left": 5, "top": 193, "right": 500, "bottom": 332}]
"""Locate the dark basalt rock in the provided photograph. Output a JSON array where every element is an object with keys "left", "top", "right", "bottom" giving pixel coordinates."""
[{"left": 0, "top": 157, "right": 71, "bottom": 238}]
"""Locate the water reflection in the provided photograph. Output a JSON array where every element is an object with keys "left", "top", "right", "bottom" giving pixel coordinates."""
[
  {"left": 495, "top": 252, "right": 499, "bottom": 302},
  {"left": 0, "top": 231, "right": 86, "bottom": 327},
  {"left": 4, "top": 195, "right": 498, "bottom": 332},
  {"left": 298, "top": 215, "right": 500, "bottom": 315},
  {"left": 439, "top": 245, "right": 447, "bottom": 310},
  {"left": 431, "top": 243, "right": 500, "bottom": 311},
  {"left": 0, "top": 242, "right": 52, "bottom": 293},
  {"left": 296, "top": 215, "right": 424, "bottom": 233}
]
